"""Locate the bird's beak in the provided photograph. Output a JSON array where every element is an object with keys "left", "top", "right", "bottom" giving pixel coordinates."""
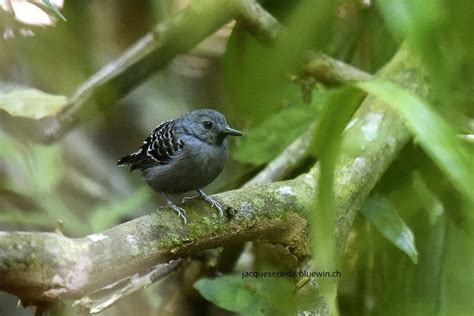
[{"left": 222, "top": 126, "right": 243, "bottom": 136}]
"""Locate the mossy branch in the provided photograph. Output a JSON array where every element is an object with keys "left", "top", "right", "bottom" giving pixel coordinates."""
[{"left": 0, "top": 179, "right": 311, "bottom": 305}]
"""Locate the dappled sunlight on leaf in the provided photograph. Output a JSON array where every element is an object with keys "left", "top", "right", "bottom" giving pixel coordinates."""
[{"left": 0, "top": 88, "right": 66, "bottom": 119}]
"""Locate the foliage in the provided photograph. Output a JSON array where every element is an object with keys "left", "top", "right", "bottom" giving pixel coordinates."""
[
  {"left": 194, "top": 274, "right": 296, "bottom": 315},
  {"left": 232, "top": 90, "right": 326, "bottom": 165},
  {"left": 42, "top": 0, "right": 67, "bottom": 22},
  {"left": 0, "top": 0, "right": 472, "bottom": 315},
  {"left": 0, "top": 130, "right": 150, "bottom": 236},
  {"left": 0, "top": 88, "right": 66, "bottom": 119},
  {"left": 361, "top": 194, "right": 418, "bottom": 263},
  {"left": 309, "top": 86, "right": 364, "bottom": 313},
  {"left": 89, "top": 187, "right": 151, "bottom": 232},
  {"left": 357, "top": 80, "right": 474, "bottom": 210}
]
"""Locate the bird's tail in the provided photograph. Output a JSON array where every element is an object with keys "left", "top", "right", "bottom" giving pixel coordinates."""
[{"left": 117, "top": 154, "right": 134, "bottom": 166}]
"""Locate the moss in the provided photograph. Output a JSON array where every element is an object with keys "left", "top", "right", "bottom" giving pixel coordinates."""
[{"left": 0, "top": 236, "right": 43, "bottom": 270}]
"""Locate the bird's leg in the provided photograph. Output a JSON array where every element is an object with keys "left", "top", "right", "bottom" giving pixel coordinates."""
[
  {"left": 196, "top": 189, "right": 224, "bottom": 217},
  {"left": 161, "top": 192, "right": 187, "bottom": 224}
]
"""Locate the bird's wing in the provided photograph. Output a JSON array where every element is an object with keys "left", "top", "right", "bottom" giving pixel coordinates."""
[{"left": 117, "top": 120, "right": 184, "bottom": 170}]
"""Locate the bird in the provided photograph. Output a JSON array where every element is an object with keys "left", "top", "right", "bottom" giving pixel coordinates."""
[{"left": 117, "top": 109, "right": 243, "bottom": 224}]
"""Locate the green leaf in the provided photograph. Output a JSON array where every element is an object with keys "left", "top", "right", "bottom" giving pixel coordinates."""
[
  {"left": 0, "top": 131, "right": 64, "bottom": 194},
  {"left": 223, "top": 24, "right": 288, "bottom": 123},
  {"left": 194, "top": 275, "right": 295, "bottom": 315},
  {"left": 311, "top": 86, "right": 363, "bottom": 264},
  {"left": 309, "top": 86, "right": 363, "bottom": 313},
  {"left": 222, "top": 1, "right": 337, "bottom": 123},
  {"left": 0, "top": 132, "right": 88, "bottom": 234},
  {"left": 42, "top": 0, "right": 67, "bottom": 21},
  {"left": 375, "top": 0, "right": 445, "bottom": 78},
  {"left": 90, "top": 187, "right": 151, "bottom": 232},
  {"left": 0, "top": 209, "right": 54, "bottom": 227},
  {"left": 233, "top": 93, "right": 327, "bottom": 166},
  {"left": 411, "top": 172, "right": 444, "bottom": 225},
  {"left": 362, "top": 194, "right": 418, "bottom": 264},
  {"left": 0, "top": 88, "right": 67, "bottom": 119},
  {"left": 356, "top": 80, "right": 474, "bottom": 206},
  {"left": 232, "top": 106, "right": 313, "bottom": 165},
  {"left": 375, "top": 0, "right": 428, "bottom": 39},
  {"left": 30, "top": 145, "right": 64, "bottom": 193},
  {"left": 442, "top": 222, "right": 474, "bottom": 314}
]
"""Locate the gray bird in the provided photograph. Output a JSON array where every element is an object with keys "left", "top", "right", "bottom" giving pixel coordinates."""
[{"left": 117, "top": 109, "right": 243, "bottom": 224}]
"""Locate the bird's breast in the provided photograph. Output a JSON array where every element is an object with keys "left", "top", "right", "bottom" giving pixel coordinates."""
[{"left": 189, "top": 141, "right": 227, "bottom": 179}]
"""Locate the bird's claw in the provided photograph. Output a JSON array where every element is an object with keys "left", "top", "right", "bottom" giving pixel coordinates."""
[
  {"left": 169, "top": 205, "right": 187, "bottom": 224},
  {"left": 211, "top": 200, "right": 224, "bottom": 218},
  {"left": 160, "top": 192, "right": 187, "bottom": 224},
  {"left": 201, "top": 195, "right": 224, "bottom": 218},
  {"left": 183, "top": 190, "right": 224, "bottom": 218}
]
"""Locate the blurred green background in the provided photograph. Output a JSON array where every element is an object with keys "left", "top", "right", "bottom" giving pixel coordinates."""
[{"left": 0, "top": 0, "right": 473, "bottom": 315}]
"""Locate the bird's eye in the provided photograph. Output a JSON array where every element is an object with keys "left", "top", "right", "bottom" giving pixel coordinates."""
[{"left": 203, "top": 121, "right": 213, "bottom": 129}]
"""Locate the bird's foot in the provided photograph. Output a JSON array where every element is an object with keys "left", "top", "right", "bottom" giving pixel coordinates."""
[
  {"left": 161, "top": 192, "right": 187, "bottom": 224},
  {"left": 166, "top": 203, "right": 187, "bottom": 224},
  {"left": 197, "top": 190, "right": 224, "bottom": 217}
]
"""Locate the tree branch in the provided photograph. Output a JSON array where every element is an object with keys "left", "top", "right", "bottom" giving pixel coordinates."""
[
  {"left": 1, "top": 0, "right": 278, "bottom": 144},
  {"left": 302, "top": 52, "right": 373, "bottom": 85},
  {"left": 73, "top": 258, "right": 186, "bottom": 314},
  {"left": 0, "top": 179, "right": 311, "bottom": 305},
  {"left": 244, "top": 127, "right": 314, "bottom": 187}
]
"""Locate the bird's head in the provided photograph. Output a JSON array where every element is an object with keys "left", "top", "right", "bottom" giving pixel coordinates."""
[{"left": 182, "top": 109, "right": 243, "bottom": 145}]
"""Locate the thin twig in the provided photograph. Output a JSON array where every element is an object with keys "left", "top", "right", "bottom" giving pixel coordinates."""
[
  {"left": 244, "top": 127, "right": 314, "bottom": 187},
  {"left": 302, "top": 52, "right": 373, "bottom": 85},
  {"left": 73, "top": 259, "right": 185, "bottom": 314}
]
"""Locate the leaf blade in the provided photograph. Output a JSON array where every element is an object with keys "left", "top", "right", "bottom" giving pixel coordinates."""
[
  {"left": 0, "top": 88, "right": 67, "bottom": 119},
  {"left": 42, "top": 0, "right": 67, "bottom": 21},
  {"left": 362, "top": 194, "right": 418, "bottom": 264},
  {"left": 356, "top": 80, "right": 474, "bottom": 207}
]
